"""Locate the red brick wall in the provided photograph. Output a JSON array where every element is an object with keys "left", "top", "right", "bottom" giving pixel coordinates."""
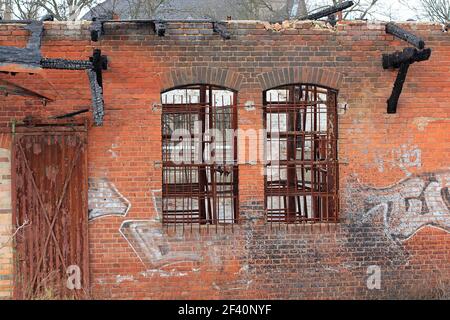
[{"left": 0, "top": 20, "right": 449, "bottom": 299}]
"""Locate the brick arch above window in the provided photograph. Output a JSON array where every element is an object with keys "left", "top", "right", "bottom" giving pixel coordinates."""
[
  {"left": 257, "top": 67, "right": 344, "bottom": 91},
  {"left": 160, "top": 67, "right": 244, "bottom": 92}
]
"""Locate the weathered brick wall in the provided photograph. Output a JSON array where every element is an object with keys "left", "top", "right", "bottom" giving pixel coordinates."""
[
  {"left": 0, "top": 135, "right": 12, "bottom": 298},
  {"left": 0, "top": 20, "right": 449, "bottom": 299}
]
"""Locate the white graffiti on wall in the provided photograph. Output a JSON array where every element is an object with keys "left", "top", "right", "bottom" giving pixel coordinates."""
[
  {"left": 374, "top": 144, "right": 421, "bottom": 177},
  {"left": 119, "top": 189, "right": 201, "bottom": 268},
  {"left": 88, "top": 178, "right": 131, "bottom": 220},
  {"left": 358, "top": 171, "right": 450, "bottom": 240},
  {"left": 119, "top": 220, "right": 202, "bottom": 268},
  {"left": 413, "top": 117, "right": 450, "bottom": 131}
]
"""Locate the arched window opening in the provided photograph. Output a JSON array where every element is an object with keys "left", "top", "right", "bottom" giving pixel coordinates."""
[
  {"left": 161, "top": 85, "right": 238, "bottom": 227},
  {"left": 263, "top": 84, "right": 339, "bottom": 224}
]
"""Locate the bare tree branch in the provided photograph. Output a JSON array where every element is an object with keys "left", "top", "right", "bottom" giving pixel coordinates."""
[
  {"left": 0, "top": 219, "right": 30, "bottom": 251},
  {"left": 8, "top": 0, "right": 101, "bottom": 20},
  {"left": 125, "top": 0, "right": 168, "bottom": 19},
  {"left": 402, "top": 0, "right": 449, "bottom": 23},
  {"left": 6, "top": 0, "right": 440, "bottom": 22}
]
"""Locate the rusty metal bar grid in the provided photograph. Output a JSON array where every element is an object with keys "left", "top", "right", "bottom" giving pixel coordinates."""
[
  {"left": 263, "top": 84, "right": 339, "bottom": 226},
  {"left": 161, "top": 85, "right": 239, "bottom": 232}
]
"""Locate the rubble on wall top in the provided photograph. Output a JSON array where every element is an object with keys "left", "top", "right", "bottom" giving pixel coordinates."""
[
  {"left": 0, "top": 19, "right": 445, "bottom": 32},
  {"left": 261, "top": 20, "right": 335, "bottom": 32}
]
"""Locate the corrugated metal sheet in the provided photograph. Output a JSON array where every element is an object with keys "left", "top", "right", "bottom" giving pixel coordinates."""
[{"left": 12, "top": 125, "right": 89, "bottom": 299}]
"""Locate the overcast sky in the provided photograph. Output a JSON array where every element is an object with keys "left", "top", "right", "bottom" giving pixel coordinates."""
[
  {"left": 6, "top": 0, "right": 437, "bottom": 22},
  {"left": 304, "top": 0, "right": 433, "bottom": 22},
  {"left": 371, "top": 0, "right": 420, "bottom": 21}
]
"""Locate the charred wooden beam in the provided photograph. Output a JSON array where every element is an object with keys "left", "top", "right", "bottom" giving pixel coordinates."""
[
  {"left": 0, "top": 21, "right": 43, "bottom": 69},
  {"left": 387, "top": 62, "right": 410, "bottom": 114},
  {"left": 386, "top": 23, "right": 425, "bottom": 49},
  {"left": 41, "top": 50, "right": 107, "bottom": 125},
  {"left": 298, "top": 1, "right": 354, "bottom": 21},
  {"left": 327, "top": 14, "right": 337, "bottom": 27},
  {"left": 383, "top": 22, "right": 431, "bottom": 113},
  {"left": 152, "top": 20, "right": 167, "bottom": 37},
  {"left": 50, "top": 109, "right": 89, "bottom": 119},
  {"left": 40, "top": 14, "right": 54, "bottom": 22},
  {"left": 87, "top": 69, "right": 104, "bottom": 126},
  {"left": 88, "top": 49, "right": 107, "bottom": 126},
  {"left": 0, "top": 79, "right": 53, "bottom": 101},
  {"left": 41, "top": 58, "right": 93, "bottom": 70},
  {"left": 41, "top": 49, "right": 107, "bottom": 73},
  {"left": 91, "top": 18, "right": 168, "bottom": 41},
  {"left": 96, "top": 19, "right": 233, "bottom": 39},
  {"left": 90, "top": 49, "right": 108, "bottom": 87},
  {"left": 383, "top": 47, "right": 431, "bottom": 113},
  {"left": 0, "top": 19, "right": 108, "bottom": 125},
  {"left": 213, "top": 22, "right": 231, "bottom": 39},
  {"left": 42, "top": 50, "right": 107, "bottom": 125},
  {"left": 383, "top": 47, "right": 432, "bottom": 69}
]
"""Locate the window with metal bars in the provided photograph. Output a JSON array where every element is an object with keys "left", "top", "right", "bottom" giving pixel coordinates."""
[
  {"left": 263, "top": 84, "right": 339, "bottom": 224},
  {"left": 161, "top": 85, "right": 238, "bottom": 226}
]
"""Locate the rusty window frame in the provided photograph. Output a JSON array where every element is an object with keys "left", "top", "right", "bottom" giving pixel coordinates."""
[
  {"left": 263, "top": 84, "right": 339, "bottom": 225},
  {"left": 161, "top": 84, "right": 239, "bottom": 230}
]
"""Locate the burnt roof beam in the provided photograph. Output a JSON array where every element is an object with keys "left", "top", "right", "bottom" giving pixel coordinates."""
[
  {"left": 387, "top": 62, "right": 410, "bottom": 114},
  {"left": 383, "top": 47, "right": 432, "bottom": 69},
  {"left": 0, "top": 19, "right": 107, "bottom": 125},
  {"left": 0, "top": 22, "right": 43, "bottom": 69},
  {"left": 386, "top": 22, "right": 425, "bottom": 49},
  {"left": 89, "top": 49, "right": 107, "bottom": 126},
  {"left": 213, "top": 22, "right": 231, "bottom": 39},
  {"left": 87, "top": 69, "right": 104, "bottom": 126},
  {"left": 0, "top": 79, "right": 53, "bottom": 101},
  {"left": 90, "top": 19, "right": 233, "bottom": 41},
  {"left": 42, "top": 50, "right": 107, "bottom": 126},
  {"left": 40, "top": 14, "right": 54, "bottom": 22},
  {"left": 383, "top": 23, "right": 431, "bottom": 114},
  {"left": 297, "top": 1, "right": 354, "bottom": 21},
  {"left": 152, "top": 20, "right": 167, "bottom": 37},
  {"left": 50, "top": 109, "right": 89, "bottom": 120},
  {"left": 90, "top": 18, "right": 169, "bottom": 41},
  {"left": 41, "top": 58, "right": 93, "bottom": 70},
  {"left": 384, "top": 47, "right": 431, "bottom": 114}
]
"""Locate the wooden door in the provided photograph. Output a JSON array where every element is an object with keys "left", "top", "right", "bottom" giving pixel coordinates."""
[{"left": 12, "top": 125, "right": 89, "bottom": 299}]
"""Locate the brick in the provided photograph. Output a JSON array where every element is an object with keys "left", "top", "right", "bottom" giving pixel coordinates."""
[{"left": 0, "top": 20, "right": 448, "bottom": 300}]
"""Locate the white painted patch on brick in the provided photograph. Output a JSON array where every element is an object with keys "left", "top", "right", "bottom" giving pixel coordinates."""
[
  {"left": 116, "top": 274, "right": 134, "bottom": 284},
  {"left": 141, "top": 269, "right": 188, "bottom": 278},
  {"left": 119, "top": 220, "right": 202, "bottom": 268},
  {"left": 413, "top": 117, "right": 450, "bottom": 131},
  {"left": 88, "top": 178, "right": 131, "bottom": 221},
  {"left": 375, "top": 144, "right": 421, "bottom": 176}
]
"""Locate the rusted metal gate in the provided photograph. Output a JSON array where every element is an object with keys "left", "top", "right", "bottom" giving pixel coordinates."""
[
  {"left": 161, "top": 85, "right": 239, "bottom": 229},
  {"left": 12, "top": 124, "right": 89, "bottom": 299},
  {"left": 264, "top": 84, "right": 339, "bottom": 225}
]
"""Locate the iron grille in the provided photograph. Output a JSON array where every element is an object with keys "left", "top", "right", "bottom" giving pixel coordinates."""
[
  {"left": 161, "top": 85, "right": 238, "bottom": 227},
  {"left": 264, "top": 84, "right": 339, "bottom": 224}
]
